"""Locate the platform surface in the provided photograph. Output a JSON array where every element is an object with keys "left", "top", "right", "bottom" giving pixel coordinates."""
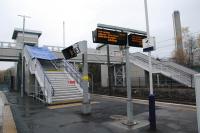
[{"left": 5, "top": 92, "right": 198, "bottom": 133}]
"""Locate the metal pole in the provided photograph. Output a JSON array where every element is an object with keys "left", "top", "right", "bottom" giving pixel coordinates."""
[
  {"left": 63, "top": 21, "right": 66, "bottom": 47},
  {"left": 21, "top": 17, "right": 25, "bottom": 97},
  {"left": 144, "top": 0, "right": 156, "bottom": 130},
  {"left": 126, "top": 42, "right": 134, "bottom": 124},
  {"left": 82, "top": 41, "right": 91, "bottom": 114},
  {"left": 157, "top": 74, "right": 160, "bottom": 87},
  {"left": 107, "top": 44, "right": 112, "bottom": 95},
  {"left": 91, "top": 73, "right": 94, "bottom": 94},
  {"left": 18, "top": 15, "right": 31, "bottom": 98},
  {"left": 195, "top": 74, "right": 200, "bottom": 133}
]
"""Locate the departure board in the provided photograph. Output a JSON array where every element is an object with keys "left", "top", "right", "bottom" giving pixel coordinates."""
[
  {"left": 93, "top": 28, "right": 127, "bottom": 45},
  {"left": 128, "top": 34, "right": 147, "bottom": 47}
]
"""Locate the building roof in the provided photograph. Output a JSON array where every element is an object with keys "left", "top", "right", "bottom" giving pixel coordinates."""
[{"left": 12, "top": 28, "right": 42, "bottom": 39}]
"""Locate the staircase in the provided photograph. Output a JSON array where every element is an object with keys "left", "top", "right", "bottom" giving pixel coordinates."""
[
  {"left": 46, "top": 71, "right": 83, "bottom": 104},
  {"left": 130, "top": 52, "right": 198, "bottom": 88},
  {"left": 24, "top": 45, "right": 83, "bottom": 104}
]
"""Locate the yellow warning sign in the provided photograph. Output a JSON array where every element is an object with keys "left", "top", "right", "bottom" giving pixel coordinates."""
[{"left": 82, "top": 75, "right": 90, "bottom": 81}]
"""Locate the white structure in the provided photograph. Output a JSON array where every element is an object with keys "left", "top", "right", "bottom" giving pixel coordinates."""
[
  {"left": 193, "top": 48, "right": 200, "bottom": 66},
  {"left": 12, "top": 28, "right": 42, "bottom": 48},
  {"left": 195, "top": 74, "right": 200, "bottom": 133}
]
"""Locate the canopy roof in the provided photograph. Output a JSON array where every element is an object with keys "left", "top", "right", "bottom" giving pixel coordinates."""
[{"left": 25, "top": 45, "right": 58, "bottom": 60}]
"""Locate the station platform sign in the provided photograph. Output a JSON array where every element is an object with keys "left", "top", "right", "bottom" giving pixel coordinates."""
[{"left": 92, "top": 28, "right": 127, "bottom": 46}]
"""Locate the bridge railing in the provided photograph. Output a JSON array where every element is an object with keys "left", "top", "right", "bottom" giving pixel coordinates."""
[
  {"left": 131, "top": 52, "right": 194, "bottom": 87},
  {"left": 0, "top": 42, "right": 20, "bottom": 49},
  {"left": 43, "top": 45, "right": 64, "bottom": 52},
  {"left": 44, "top": 45, "right": 123, "bottom": 57},
  {"left": 24, "top": 46, "right": 55, "bottom": 103}
]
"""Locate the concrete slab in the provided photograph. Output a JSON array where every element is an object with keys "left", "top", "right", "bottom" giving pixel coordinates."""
[{"left": 106, "top": 119, "right": 149, "bottom": 130}]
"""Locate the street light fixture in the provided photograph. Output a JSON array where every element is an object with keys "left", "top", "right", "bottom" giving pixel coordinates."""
[
  {"left": 18, "top": 15, "right": 31, "bottom": 97},
  {"left": 143, "top": 0, "right": 156, "bottom": 130}
]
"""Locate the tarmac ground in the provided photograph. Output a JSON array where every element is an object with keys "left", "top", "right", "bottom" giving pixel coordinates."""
[{"left": 5, "top": 92, "right": 198, "bottom": 133}]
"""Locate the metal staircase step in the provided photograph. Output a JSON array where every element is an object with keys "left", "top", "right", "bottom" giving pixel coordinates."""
[
  {"left": 53, "top": 89, "right": 80, "bottom": 93},
  {"left": 54, "top": 88, "right": 80, "bottom": 91},
  {"left": 53, "top": 93, "right": 82, "bottom": 98},
  {"left": 51, "top": 97, "right": 83, "bottom": 104},
  {"left": 54, "top": 92, "right": 82, "bottom": 96},
  {"left": 52, "top": 96, "right": 83, "bottom": 101}
]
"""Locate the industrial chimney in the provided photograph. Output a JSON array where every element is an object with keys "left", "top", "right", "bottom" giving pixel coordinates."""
[{"left": 173, "top": 11, "right": 183, "bottom": 50}]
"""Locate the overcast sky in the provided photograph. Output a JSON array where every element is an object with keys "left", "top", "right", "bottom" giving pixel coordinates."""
[{"left": 0, "top": 0, "right": 200, "bottom": 70}]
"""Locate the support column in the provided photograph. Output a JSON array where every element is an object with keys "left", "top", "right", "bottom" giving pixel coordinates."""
[
  {"left": 122, "top": 65, "right": 125, "bottom": 87},
  {"left": 144, "top": 0, "right": 156, "bottom": 130},
  {"left": 195, "top": 74, "right": 200, "bottom": 133},
  {"left": 82, "top": 41, "right": 91, "bottom": 115},
  {"left": 157, "top": 74, "right": 160, "bottom": 87},
  {"left": 125, "top": 47, "right": 134, "bottom": 124},
  {"left": 35, "top": 77, "right": 38, "bottom": 98},
  {"left": 17, "top": 58, "right": 22, "bottom": 91},
  {"left": 114, "top": 65, "right": 117, "bottom": 86},
  {"left": 107, "top": 44, "right": 112, "bottom": 95}
]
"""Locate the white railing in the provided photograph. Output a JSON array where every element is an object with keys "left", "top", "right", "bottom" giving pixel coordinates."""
[
  {"left": 43, "top": 45, "right": 64, "bottom": 52},
  {"left": 63, "top": 60, "right": 82, "bottom": 84},
  {"left": 130, "top": 52, "right": 195, "bottom": 87},
  {"left": 88, "top": 49, "right": 123, "bottom": 57},
  {"left": 0, "top": 41, "right": 20, "bottom": 49},
  {"left": 44, "top": 45, "right": 123, "bottom": 57},
  {"left": 35, "top": 59, "right": 55, "bottom": 103},
  {"left": 24, "top": 47, "right": 55, "bottom": 103}
]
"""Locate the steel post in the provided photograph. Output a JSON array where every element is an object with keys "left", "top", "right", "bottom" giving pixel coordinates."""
[
  {"left": 195, "top": 74, "right": 200, "bottom": 133},
  {"left": 125, "top": 46, "right": 134, "bottom": 124},
  {"left": 82, "top": 41, "right": 91, "bottom": 115},
  {"left": 144, "top": 0, "right": 156, "bottom": 130}
]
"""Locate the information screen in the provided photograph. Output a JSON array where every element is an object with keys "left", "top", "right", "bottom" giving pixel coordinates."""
[
  {"left": 128, "top": 34, "right": 147, "bottom": 47},
  {"left": 93, "top": 28, "right": 127, "bottom": 46}
]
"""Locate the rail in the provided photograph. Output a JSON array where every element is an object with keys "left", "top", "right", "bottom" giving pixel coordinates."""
[
  {"left": 130, "top": 52, "right": 195, "bottom": 87},
  {"left": 0, "top": 41, "right": 20, "bottom": 49},
  {"left": 44, "top": 45, "right": 123, "bottom": 57},
  {"left": 24, "top": 46, "right": 55, "bottom": 103},
  {"left": 63, "top": 60, "right": 82, "bottom": 84},
  {"left": 36, "top": 59, "right": 55, "bottom": 96}
]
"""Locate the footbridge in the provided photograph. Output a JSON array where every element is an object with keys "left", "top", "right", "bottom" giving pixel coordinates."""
[
  {"left": 0, "top": 42, "right": 198, "bottom": 90},
  {"left": 0, "top": 42, "right": 21, "bottom": 61},
  {"left": 47, "top": 45, "right": 198, "bottom": 88}
]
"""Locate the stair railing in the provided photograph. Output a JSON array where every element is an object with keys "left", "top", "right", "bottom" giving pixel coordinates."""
[
  {"left": 35, "top": 59, "right": 55, "bottom": 95},
  {"left": 24, "top": 47, "right": 55, "bottom": 103},
  {"left": 131, "top": 52, "right": 195, "bottom": 87},
  {"left": 63, "top": 60, "right": 82, "bottom": 84}
]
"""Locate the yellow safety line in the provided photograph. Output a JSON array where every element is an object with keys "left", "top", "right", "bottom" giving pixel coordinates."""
[
  {"left": 48, "top": 101, "right": 99, "bottom": 109},
  {"left": 3, "top": 105, "right": 17, "bottom": 133}
]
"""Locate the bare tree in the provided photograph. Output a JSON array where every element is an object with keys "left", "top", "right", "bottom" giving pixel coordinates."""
[
  {"left": 173, "top": 27, "right": 196, "bottom": 66},
  {"left": 172, "top": 48, "right": 188, "bottom": 65}
]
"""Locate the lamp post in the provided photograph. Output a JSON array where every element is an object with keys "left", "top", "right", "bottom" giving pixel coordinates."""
[
  {"left": 144, "top": 0, "right": 156, "bottom": 130},
  {"left": 18, "top": 15, "right": 31, "bottom": 97},
  {"left": 63, "top": 21, "right": 66, "bottom": 47}
]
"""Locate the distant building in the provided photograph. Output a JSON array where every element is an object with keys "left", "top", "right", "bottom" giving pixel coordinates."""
[
  {"left": 173, "top": 11, "right": 183, "bottom": 50},
  {"left": 193, "top": 48, "right": 200, "bottom": 66}
]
